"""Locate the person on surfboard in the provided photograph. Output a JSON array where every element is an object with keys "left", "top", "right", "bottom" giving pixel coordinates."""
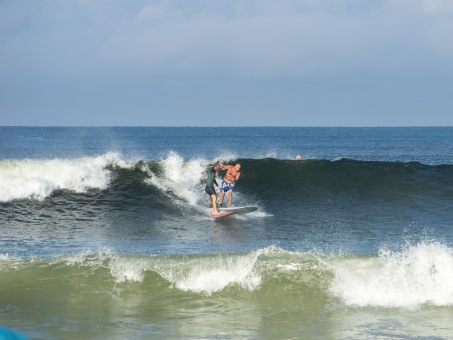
[
  {"left": 205, "top": 159, "right": 223, "bottom": 215},
  {"left": 219, "top": 163, "right": 241, "bottom": 207}
]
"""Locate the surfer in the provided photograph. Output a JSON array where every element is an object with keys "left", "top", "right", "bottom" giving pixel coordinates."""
[
  {"left": 205, "top": 159, "right": 223, "bottom": 215},
  {"left": 219, "top": 163, "right": 241, "bottom": 207}
]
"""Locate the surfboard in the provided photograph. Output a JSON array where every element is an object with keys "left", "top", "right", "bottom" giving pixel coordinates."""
[
  {"left": 210, "top": 211, "right": 238, "bottom": 219},
  {"left": 218, "top": 206, "right": 258, "bottom": 214}
]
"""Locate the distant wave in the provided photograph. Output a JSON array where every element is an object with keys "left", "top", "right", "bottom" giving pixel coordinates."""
[{"left": 1, "top": 242, "right": 452, "bottom": 309}]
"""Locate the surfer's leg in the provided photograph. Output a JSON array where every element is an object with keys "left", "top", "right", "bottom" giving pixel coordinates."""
[
  {"left": 228, "top": 192, "right": 233, "bottom": 207},
  {"left": 219, "top": 180, "right": 228, "bottom": 206},
  {"left": 211, "top": 194, "right": 219, "bottom": 214},
  {"left": 219, "top": 192, "right": 225, "bottom": 206}
]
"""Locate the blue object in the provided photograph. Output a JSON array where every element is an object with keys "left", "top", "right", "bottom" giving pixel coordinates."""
[{"left": 0, "top": 327, "right": 28, "bottom": 340}]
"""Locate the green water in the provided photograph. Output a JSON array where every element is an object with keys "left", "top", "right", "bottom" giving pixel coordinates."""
[{"left": 1, "top": 249, "right": 453, "bottom": 339}]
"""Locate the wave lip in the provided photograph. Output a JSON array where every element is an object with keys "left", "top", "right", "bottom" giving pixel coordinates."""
[
  {"left": 158, "top": 250, "right": 264, "bottom": 296},
  {"left": 0, "top": 152, "right": 133, "bottom": 202}
]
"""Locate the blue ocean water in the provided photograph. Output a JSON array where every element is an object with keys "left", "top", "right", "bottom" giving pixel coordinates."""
[{"left": 1, "top": 127, "right": 453, "bottom": 339}]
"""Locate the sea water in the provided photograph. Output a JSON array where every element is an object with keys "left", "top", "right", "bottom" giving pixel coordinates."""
[{"left": 1, "top": 127, "right": 452, "bottom": 339}]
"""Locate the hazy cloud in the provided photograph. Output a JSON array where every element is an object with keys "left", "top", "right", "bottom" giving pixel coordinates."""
[{"left": 2, "top": 0, "right": 453, "bottom": 79}]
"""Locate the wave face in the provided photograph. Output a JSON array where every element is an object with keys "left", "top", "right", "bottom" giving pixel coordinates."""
[{"left": 240, "top": 157, "right": 453, "bottom": 204}]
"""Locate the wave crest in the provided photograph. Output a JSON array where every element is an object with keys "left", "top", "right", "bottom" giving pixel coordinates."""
[
  {"left": 0, "top": 152, "right": 134, "bottom": 202},
  {"left": 329, "top": 241, "right": 453, "bottom": 308}
]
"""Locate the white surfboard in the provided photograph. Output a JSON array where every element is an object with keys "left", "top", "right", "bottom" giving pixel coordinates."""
[{"left": 217, "top": 205, "right": 258, "bottom": 214}]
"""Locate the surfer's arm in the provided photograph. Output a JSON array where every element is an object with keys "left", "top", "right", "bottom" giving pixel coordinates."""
[{"left": 212, "top": 159, "right": 223, "bottom": 170}]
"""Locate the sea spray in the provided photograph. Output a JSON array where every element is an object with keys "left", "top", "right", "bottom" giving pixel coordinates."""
[{"left": 144, "top": 152, "right": 207, "bottom": 206}]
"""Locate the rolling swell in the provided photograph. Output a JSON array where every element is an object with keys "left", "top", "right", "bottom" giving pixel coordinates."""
[
  {"left": 2, "top": 155, "right": 452, "bottom": 215},
  {"left": 1, "top": 243, "right": 452, "bottom": 309}
]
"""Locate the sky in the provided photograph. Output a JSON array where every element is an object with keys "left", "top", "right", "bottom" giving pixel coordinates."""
[{"left": 1, "top": 0, "right": 452, "bottom": 126}]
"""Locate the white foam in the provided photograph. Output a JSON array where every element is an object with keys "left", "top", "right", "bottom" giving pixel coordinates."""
[
  {"left": 158, "top": 250, "right": 264, "bottom": 296},
  {"left": 277, "top": 263, "right": 304, "bottom": 271},
  {"left": 108, "top": 256, "right": 149, "bottom": 283},
  {"left": 144, "top": 152, "right": 216, "bottom": 206},
  {"left": 0, "top": 152, "right": 133, "bottom": 202},
  {"left": 329, "top": 241, "right": 453, "bottom": 308}
]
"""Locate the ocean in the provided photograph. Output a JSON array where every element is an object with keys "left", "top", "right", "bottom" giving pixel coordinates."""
[{"left": 1, "top": 126, "right": 452, "bottom": 339}]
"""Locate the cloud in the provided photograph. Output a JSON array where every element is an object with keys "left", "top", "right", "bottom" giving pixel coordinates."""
[
  {"left": 422, "top": 0, "right": 453, "bottom": 13},
  {"left": 1, "top": 0, "right": 453, "bottom": 80},
  {"left": 98, "top": 0, "right": 453, "bottom": 78}
]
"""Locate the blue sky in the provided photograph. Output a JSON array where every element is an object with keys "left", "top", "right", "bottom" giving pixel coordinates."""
[{"left": 1, "top": 0, "right": 452, "bottom": 126}]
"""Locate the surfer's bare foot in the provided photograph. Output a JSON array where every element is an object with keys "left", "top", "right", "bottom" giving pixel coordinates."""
[{"left": 219, "top": 203, "right": 224, "bottom": 206}]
